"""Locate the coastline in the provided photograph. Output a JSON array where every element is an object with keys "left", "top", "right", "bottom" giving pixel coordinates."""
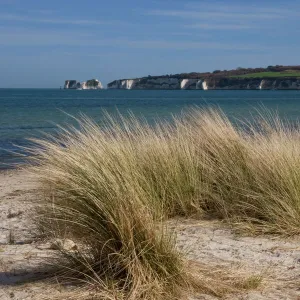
[{"left": 1, "top": 169, "right": 300, "bottom": 299}]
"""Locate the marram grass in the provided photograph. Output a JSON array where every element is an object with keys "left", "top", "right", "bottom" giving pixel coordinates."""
[{"left": 28, "top": 108, "right": 300, "bottom": 298}]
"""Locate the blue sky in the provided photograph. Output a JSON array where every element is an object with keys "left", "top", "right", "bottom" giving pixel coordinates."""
[{"left": 0, "top": 0, "right": 299, "bottom": 88}]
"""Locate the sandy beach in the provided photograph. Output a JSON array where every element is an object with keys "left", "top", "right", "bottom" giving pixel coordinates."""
[{"left": 1, "top": 169, "right": 300, "bottom": 299}]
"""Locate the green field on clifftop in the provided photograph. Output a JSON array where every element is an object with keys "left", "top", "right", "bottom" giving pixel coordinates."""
[{"left": 231, "top": 71, "right": 300, "bottom": 78}]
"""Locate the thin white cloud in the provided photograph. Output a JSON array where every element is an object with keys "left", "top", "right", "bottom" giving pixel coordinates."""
[
  {"left": 146, "top": 4, "right": 300, "bottom": 32},
  {"left": 183, "top": 2, "right": 300, "bottom": 18},
  {"left": 169, "top": 31, "right": 210, "bottom": 38},
  {"left": 148, "top": 9, "right": 284, "bottom": 20},
  {"left": 26, "top": 9, "right": 56, "bottom": 15},
  {"left": 0, "top": 28, "right": 269, "bottom": 51},
  {"left": 125, "top": 40, "right": 267, "bottom": 51},
  {"left": 0, "top": 13, "right": 114, "bottom": 25},
  {"left": 185, "top": 23, "right": 256, "bottom": 30}
]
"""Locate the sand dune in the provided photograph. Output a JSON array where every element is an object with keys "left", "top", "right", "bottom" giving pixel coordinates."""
[{"left": 0, "top": 169, "right": 300, "bottom": 299}]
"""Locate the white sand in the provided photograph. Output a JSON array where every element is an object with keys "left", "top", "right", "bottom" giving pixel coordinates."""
[{"left": 1, "top": 169, "right": 300, "bottom": 299}]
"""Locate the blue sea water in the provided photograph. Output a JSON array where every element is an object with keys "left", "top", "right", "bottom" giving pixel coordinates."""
[{"left": 1, "top": 88, "right": 300, "bottom": 169}]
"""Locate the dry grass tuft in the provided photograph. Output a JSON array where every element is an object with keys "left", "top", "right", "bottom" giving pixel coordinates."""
[
  {"left": 28, "top": 114, "right": 192, "bottom": 299},
  {"left": 28, "top": 107, "right": 300, "bottom": 298}
]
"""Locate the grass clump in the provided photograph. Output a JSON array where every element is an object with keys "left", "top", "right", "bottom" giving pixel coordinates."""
[
  {"left": 28, "top": 119, "right": 192, "bottom": 299},
  {"left": 28, "top": 107, "right": 300, "bottom": 298}
]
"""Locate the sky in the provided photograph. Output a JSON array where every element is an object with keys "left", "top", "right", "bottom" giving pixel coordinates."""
[{"left": 0, "top": 0, "right": 300, "bottom": 88}]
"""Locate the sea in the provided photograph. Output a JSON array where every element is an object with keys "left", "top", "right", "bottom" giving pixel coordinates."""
[{"left": 2, "top": 88, "right": 300, "bottom": 169}]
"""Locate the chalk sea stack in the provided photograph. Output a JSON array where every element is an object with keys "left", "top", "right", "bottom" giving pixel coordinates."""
[{"left": 64, "top": 79, "right": 103, "bottom": 90}]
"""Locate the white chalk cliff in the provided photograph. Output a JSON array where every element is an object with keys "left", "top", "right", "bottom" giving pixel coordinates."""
[
  {"left": 64, "top": 80, "right": 80, "bottom": 89},
  {"left": 81, "top": 79, "right": 103, "bottom": 90},
  {"left": 64, "top": 79, "right": 103, "bottom": 90},
  {"left": 108, "top": 78, "right": 207, "bottom": 90},
  {"left": 108, "top": 77, "right": 300, "bottom": 90}
]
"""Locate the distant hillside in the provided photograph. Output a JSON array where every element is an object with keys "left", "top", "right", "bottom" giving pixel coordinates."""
[
  {"left": 142, "top": 65, "right": 300, "bottom": 80},
  {"left": 107, "top": 65, "right": 300, "bottom": 90}
]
